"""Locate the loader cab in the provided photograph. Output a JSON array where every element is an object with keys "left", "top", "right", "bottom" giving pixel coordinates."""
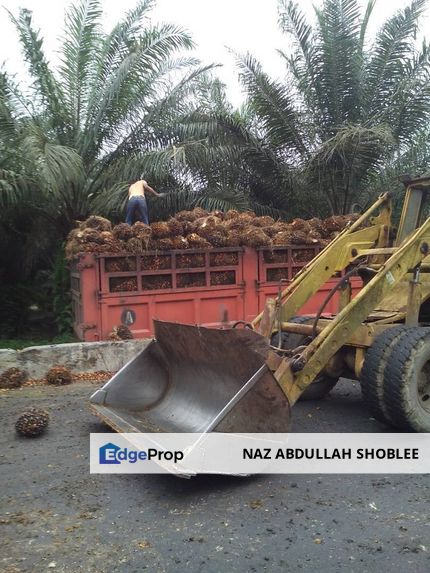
[{"left": 396, "top": 175, "right": 430, "bottom": 246}]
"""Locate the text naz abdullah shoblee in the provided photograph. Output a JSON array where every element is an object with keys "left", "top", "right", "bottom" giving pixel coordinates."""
[{"left": 242, "top": 448, "right": 420, "bottom": 460}]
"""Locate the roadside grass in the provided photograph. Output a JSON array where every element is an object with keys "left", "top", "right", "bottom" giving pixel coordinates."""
[{"left": 0, "top": 333, "right": 77, "bottom": 350}]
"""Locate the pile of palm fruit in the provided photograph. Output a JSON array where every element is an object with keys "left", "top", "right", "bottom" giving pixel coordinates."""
[{"left": 65, "top": 209, "right": 359, "bottom": 260}]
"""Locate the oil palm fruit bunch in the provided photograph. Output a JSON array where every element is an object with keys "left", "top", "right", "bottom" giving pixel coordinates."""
[
  {"left": 273, "top": 231, "right": 294, "bottom": 246},
  {"left": 174, "top": 209, "right": 194, "bottom": 222},
  {"left": 155, "top": 238, "right": 174, "bottom": 251},
  {"left": 132, "top": 221, "right": 152, "bottom": 239},
  {"left": 191, "top": 207, "right": 209, "bottom": 219},
  {"left": 113, "top": 223, "right": 134, "bottom": 241},
  {"left": 224, "top": 230, "right": 241, "bottom": 247},
  {"left": 167, "top": 218, "right": 184, "bottom": 237},
  {"left": 15, "top": 408, "right": 49, "bottom": 437},
  {"left": 252, "top": 216, "right": 275, "bottom": 228},
  {"left": 126, "top": 237, "right": 147, "bottom": 254},
  {"left": 112, "top": 325, "right": 134, "bottom": 340},
  {"left": 224, "top": 209, "right": 240, "bottom": 220},
  {"left": 65, "top": 208, "right": 363, "bottom": 258},
  {"left": 171, "top": 236, "right": 189, "bottom": 249},
  {"left": 79, "top": 228, "right": 104, "bottom": 244},
  {"left": 291, "top": 218, "right": 311, "bottom": 232},
  {"left": 79, "top": 215, "right": 112, "bottom": 232},
  {"left": 46, "top": 366, "right": 73, "bottom": 386},
  {"left": 241, "top": 228, "right": 272, "bottom": 248},
  {"left": 206, "top": 231, "right": 228, "bottom": 247},
  {"left": 150, "top": 222, "right": 171, "bottom": 239},
  {"left": 0, "top": 368, "right": 27, "bottom": 389},
  {"left": 187, "top": 233, "right": 212, "bottom": 249}
]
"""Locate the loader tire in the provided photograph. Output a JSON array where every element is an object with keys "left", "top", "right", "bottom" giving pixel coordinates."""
[
  {"left": 271, "top": 316, "right": 338, "bottom": 401},
  {"left": 360, "top": 326, "right": 406, "bottom": 425},
  {"left": 383, "top": 327, "right": 430, "bottom": 432}
]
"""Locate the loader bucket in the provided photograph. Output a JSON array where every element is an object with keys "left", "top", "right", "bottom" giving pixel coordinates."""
[{"left": 90, "top": 320, "right": 291, "bottom": 433}]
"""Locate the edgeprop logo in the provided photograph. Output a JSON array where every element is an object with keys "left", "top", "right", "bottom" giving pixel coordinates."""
[{"left": 99, "top": 442, "right": 184, "bottom": 464}]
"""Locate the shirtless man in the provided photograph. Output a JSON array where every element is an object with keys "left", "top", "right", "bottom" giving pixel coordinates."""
[{"left": 125, "top": 179, "right": 162, "bottom": 225}]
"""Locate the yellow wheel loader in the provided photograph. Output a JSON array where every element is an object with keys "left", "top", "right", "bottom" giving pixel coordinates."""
[{"left": 90, "top": 175, "right": 430, "bottom": 434}]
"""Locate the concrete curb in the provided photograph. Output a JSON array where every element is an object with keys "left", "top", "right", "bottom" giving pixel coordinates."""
[{"left": 0, "top": 339, "right": 151, "bottom": 379}]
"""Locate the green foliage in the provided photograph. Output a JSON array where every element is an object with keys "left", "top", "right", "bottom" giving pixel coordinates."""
[
  {"left": 0, "top": 257, "right": 73, "bottom": 340},
  {"left": 52, "top": 250, "right": 73, "bottom": 335},
  {"left": 1, "top": 0, "right": 212, "bottom": 227},
  {"left": 179, "top": 0, "right": 430, "bottom": 217},
  {"left": 367, "top": 128, "right": 430, "bottom": 219},
  {"left": 0, "top": 284, "right": 34, "bottom": 338},
  {"left": 277, "top": 0, "right": 430, "bottom": 213},
  {"left": 0, "top": 0, "right": 218, "bottom": 334},
  {"left": 0, "top": 334, "right": 76, "bottom": 350}
]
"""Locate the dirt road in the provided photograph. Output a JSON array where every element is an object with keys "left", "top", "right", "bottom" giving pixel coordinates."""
[{"left": 1, "top": 380, "right": 429, "bottom": 572}]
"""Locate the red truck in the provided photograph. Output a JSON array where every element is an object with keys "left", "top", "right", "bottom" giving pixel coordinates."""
[{"left": 71, "top": 245, "right": 361, "bottom": 341}]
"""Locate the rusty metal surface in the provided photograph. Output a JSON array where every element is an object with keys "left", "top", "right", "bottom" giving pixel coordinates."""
[{"left": 90, "top": 320, "right": 290, "bottom": 433}]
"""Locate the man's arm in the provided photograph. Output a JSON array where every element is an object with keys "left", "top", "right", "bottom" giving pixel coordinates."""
[{"left": 143, "top": 181, "right": 160, "bottom": 197}]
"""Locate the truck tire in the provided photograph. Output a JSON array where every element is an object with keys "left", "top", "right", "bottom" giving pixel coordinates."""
[
  {"left": 383, "top": 327, "right": 430, "bottom": 432},
  {"left": 271, "top": 316, "right": 338, "bottom": 400},
  {"left": 360, "top": 326, "right": 406, "bottom": 425}
]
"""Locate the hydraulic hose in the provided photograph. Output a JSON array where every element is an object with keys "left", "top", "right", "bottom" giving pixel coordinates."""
[{"left": 311, "top": 264, "right": 368, "bottom": 340}]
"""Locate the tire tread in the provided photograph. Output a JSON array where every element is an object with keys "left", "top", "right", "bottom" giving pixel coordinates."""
[
  {"left": 360, "top": 326, "right": 406, "bottom": 424},
  {"left": 383, "top": 327, "right": 430, "bottom": 431}
]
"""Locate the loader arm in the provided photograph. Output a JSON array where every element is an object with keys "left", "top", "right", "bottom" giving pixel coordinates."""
[{"left": 277, "top": 216, "right": 430, "bottom": 405}]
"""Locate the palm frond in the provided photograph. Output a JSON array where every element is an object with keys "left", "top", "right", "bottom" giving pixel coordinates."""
[
  {"left": 0, "top": 169, "right": 33, "bottom": 208},
  {"left": 59, "top": 0, "right": 102, "bottom": 137},
  {"left": 0, "top": 71, "right": 19, "bottom": 142},
  {"left": 312, "top": 0, "right": 363, "bottom": 128},
  {"left": 365, "top": 0, "right": 427, "bottom": 116},
  {"left": 86, "top": 0, "right": 154, "bottom": 109},
  {"left": 305, "top": 124, "right": 394, "bottom": 212},
  {"left": 8, "top": 8, "right": 70, "bottom": 141},
  {"left": 278, "top": 0, "right": 315, "bottom": 99},
  {"left": 374, "top": 40, "right": 430, "bottom": 144},
  {"left": 236, "top": 52, "right": 307, "bottom": 154},
  {"left": 195, "top": 188, "right": 250, "bottom": 212},
  {"left": 21, "top": 125, "right": 85, "bottom": 192},
  {"left": 359, "top": 0, "right": 376, "bottom": 50},
  {"left": 83, "top": 23, "right": 195, "bottom": 160}
]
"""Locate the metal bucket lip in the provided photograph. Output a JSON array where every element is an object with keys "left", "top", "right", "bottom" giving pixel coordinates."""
[{"left": 152, "top": 319, "right": 271, "bottom": 363}]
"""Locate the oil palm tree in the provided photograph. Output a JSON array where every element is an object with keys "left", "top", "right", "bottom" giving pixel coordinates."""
[
  {"left": 171, "top": 0, "right": 430, "bottom": 217},
  {"left": 0, "top": 0, "right": 213, "bottom": 334},
  {"left": 276, "top": 0, "right": 430, "bottom": 213},
  {"left": 139, "top": 78, "right": 298, "bottom": 217},
  {"left": 0, "top": 0, "right": 213, "bottom": 228}
]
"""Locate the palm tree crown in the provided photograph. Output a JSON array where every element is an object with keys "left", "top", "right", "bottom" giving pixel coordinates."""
[
  {"left": 0, "top": 0, "right": 212, "bottom": 225},
  {"left": 174, "top": 0, "right": 430, "bottom": 216}
]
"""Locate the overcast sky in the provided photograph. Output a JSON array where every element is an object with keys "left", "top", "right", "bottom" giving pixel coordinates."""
[{"left": 1, "top": 0, "right": 429, "bottom": 106}]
